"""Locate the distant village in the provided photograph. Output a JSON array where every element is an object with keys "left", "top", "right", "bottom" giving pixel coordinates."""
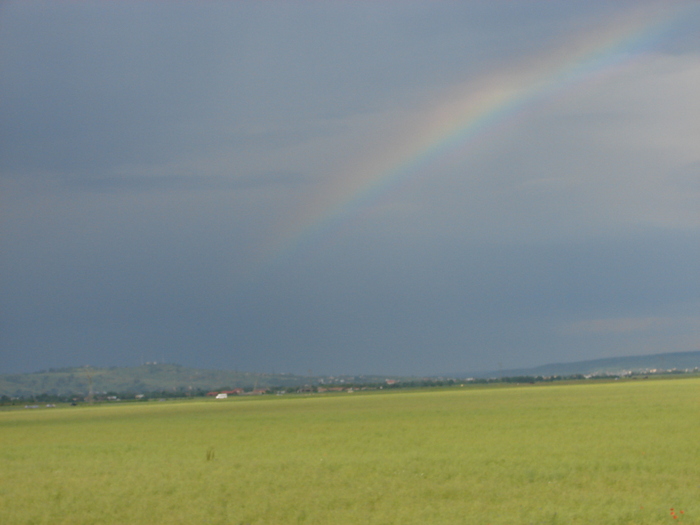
[{"left": 4, "top": 366, "right": 700, "bottom": 407}]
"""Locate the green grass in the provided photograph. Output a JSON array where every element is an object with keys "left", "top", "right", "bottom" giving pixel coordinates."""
[{"left": 2, "top": 378, "right": 700, "bottom": 524}]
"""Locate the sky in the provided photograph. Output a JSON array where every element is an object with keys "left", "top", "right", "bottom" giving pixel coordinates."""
[{"left": 1, "top": 1, "right": 700, "bottom": 376}]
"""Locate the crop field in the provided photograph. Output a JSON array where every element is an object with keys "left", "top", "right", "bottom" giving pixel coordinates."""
[{"left": 2, "top": 378, "right": 700, "bottom": 524}]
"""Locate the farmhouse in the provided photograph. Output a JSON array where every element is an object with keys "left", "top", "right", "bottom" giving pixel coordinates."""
[
  {"left": 242, "top": 388, "right": 267, "bottom": 395},
  {"left": 222, "top": 389, "right": 245, "bottom": 395},
  {"left": 207, "top": 388, "right": 245, "bottom": 397}
]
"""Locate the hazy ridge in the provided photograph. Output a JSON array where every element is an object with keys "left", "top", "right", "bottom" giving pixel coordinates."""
[
  {"left": 472, "top": 350, "right": 700, "bottom": 378},
  {"left": 3, "top": 350, "right": 700, "bottom": 397},
  {"left": 0, "top": 363, "right": 402, "bottom": 397}
]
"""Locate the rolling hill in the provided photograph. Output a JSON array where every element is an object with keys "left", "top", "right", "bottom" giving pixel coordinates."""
[
  {"left": 3, "top": 350, "right": 700, "bottom": 397},
  {"left": 472, "top": 350, "right": 700, "bottom": 378}
]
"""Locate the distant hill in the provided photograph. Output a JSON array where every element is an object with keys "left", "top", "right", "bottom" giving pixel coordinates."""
[
  {"left": 0, "top": 363, "right": 399, "bottom": 397},
  {"left": 472, "top": 350, "right": 700, "bottom": 378},
  {"left": 4, "top": 350, "right": 700, "bottom": 397}
]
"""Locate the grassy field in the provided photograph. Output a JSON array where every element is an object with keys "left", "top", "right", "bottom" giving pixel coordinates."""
[{"left": 2, "top": 378, "right": 699, "bottom": 524}]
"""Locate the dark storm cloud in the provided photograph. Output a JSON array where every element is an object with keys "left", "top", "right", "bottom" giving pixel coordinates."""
[
  {"left": 1, "top": 1, "right": 700, "bottom": 375},
  {"left": 62, "top": 171, "right": 311, "bottom": 193},
  {"left": 0, "top": 1, "right": 603, "bottom": 177}
]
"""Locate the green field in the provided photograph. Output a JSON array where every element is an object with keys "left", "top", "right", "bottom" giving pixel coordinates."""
[{"left": 2, "top": 378, "right": 699, "bottom": 524}]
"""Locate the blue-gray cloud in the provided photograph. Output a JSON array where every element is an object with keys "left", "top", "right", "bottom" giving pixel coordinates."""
[
  {"left": 61, "top": 171, "right": 311, "bottom": 193},
  {"left": 2, "top": 0, "right": 700, "bottom": 375}
]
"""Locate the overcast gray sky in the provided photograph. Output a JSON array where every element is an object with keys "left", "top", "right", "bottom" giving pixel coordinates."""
[{"left": 2, "top": 1, "right": 699, "bottom": 375}]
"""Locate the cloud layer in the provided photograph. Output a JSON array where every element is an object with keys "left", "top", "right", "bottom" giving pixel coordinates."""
[{"left": 1, "top": 1, "right": 699, "bottom": 374}]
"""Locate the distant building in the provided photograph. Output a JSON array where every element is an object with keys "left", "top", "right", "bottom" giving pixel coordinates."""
[
  {"left": 247, "top": 389, "right": 267, "bottom": 395},
  {"left": 222, "top": 389, "right": 244, "bottom": 395}
]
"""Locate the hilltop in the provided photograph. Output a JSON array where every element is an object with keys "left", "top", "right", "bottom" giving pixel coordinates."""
[
  {"left": 0, "top": 363, "right": 400, "bottom": 397},
  {"left": 3, "top": 350, "right": 700, "bottom": 397}
]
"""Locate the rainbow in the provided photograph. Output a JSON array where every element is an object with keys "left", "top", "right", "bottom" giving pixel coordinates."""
[{"left": 261, "top": 4, "right": 688, "bottom": 269}]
